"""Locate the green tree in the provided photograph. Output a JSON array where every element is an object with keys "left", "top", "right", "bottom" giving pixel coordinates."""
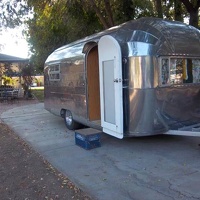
[
  {"left": 1, "top": 0, "right": 200, "bottom": 74},
  {"left": 0, "top": 0, "right": 30, "bottom": 29},
  {"left": 174, "top": 0, "right": 184, "bottom": 21},
  {"left": 78, "top": 0, "right": 155, "bottom": 28},
  {"left": 180, "top": 0, "right": 200, "bottom": 27},
  {"left": 24, "top": 0, "right": 199, "bottom": 72},
  {"left": 20, "top": 64, "right": 34, "bottom": 98},
  {"left": 2, "top": 75, "right": 14, "bottom": 86},
  {"left": 25, "top": 0, "right": 157, "bottom": 71},
  {"left": 25, "top": 0, "right": 103, "bottom": 71},
  {"left": 153, "top": 0, "right": 163, "bottom": 18}
]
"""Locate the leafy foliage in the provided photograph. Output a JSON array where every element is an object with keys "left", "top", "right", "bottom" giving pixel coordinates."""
[
  {"left": 21, "top": 64, "right": 33, "bottom": 82},
  {"left": 0, "top": 0, "right": 30, "bottom": 29},
  {"left": 25, "top": 0, "right": 103, "bottom": 71},
  {"left": 1, "top": 75, "right": 14, "bottom": 85},
  {"left": 180, "top": 0, "right": 200, "bottom": 27},
  {"left": 20, "top": 64, "right": 34, "bottom": 96},
  {"left": 1, "top": 0, "right": 200, "bottom": 73}
]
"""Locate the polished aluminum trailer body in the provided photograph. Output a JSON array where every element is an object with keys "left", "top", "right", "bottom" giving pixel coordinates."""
[{"left": 44, "top": 17, "right": 200, "bottom": 138}]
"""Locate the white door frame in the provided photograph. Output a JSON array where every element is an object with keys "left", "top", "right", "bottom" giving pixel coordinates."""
[{"left": 98, "top": 35, "right": 123, "bottom": 139}]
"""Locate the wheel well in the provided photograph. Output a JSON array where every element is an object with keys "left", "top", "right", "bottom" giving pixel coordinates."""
[{"left": 60, "top": 109, "right": 66, "bottom": 118}]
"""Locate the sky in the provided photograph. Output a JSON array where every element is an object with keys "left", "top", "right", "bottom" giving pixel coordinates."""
[{"left": 0, "top": 26, "right": 30, "bottom": 59}]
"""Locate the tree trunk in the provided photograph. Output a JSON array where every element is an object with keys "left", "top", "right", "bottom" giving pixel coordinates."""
[
  {"left": 174, "top": 0, "right": 183, "bottom": 22},
  {"left": 87, "top": 0, "right": 110, "bottom": 29},
  {"left": 180, "top": 0, "right": 200, "bottom": 28},
  {"left": 154, "top": 0, "right": 163, "bottom": 18},
  {"left": 122, "top": 0, "right": 135, "bottom": 21},
  {"left": 103, "top": 0, "right": 114, "bottom": 27},
  {"left": 189, "top": 8, "right": 199, "bottom": 28}
]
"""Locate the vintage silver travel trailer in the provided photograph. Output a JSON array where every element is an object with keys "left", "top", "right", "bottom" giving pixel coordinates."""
[{"left": 44, "top": 17, "right": 200, "bottom": 139}]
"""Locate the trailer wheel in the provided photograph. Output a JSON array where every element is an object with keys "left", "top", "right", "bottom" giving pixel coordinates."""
[{"left": 64, "top": 110, "right": 81, "bottom": 130}]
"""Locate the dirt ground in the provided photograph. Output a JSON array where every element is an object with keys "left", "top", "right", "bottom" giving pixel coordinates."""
[{"left": 0, "top": 99, "right": 92, "bottom": 200}]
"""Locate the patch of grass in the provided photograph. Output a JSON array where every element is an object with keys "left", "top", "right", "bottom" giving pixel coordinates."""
[{"left": 31, "top": 88, "right": 44, "bottom": 102}]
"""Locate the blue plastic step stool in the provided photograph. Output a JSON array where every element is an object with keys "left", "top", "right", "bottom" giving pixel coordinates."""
[{"left": 75, "top": 128, "right": 102, "bottom": 150}]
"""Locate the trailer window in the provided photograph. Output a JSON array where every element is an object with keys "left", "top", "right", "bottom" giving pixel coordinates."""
[
  {"left": 192, "top": 60, "right": 200, "bottom": 83},
  {"left": 170, "top": 58, "right": 185, "bottom": 84},
  {"left": 161, "top": 58, "right": 170, "bottom": 85},
  {"left": 160, "top": 58, "right": 200, "bottom": 86},
  {"left": 48, "top": 64, "right": 60, "bottom": 81}
]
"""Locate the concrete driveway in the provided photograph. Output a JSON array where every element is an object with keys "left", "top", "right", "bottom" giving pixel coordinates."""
[{"left": 1, "top": 103, "right": 200, "bottom": 200}]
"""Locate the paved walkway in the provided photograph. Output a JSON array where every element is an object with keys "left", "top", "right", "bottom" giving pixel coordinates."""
[
  {"left": 0, "top": 99, "right": 38, "bottom": 122},
  {"left": 1, "top": 103, "right": 200, "bottom": 200}
]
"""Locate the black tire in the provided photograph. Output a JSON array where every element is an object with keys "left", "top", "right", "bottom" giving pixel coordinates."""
[{"left": 64, "top": 110, "right": 82, "bottom": 130}]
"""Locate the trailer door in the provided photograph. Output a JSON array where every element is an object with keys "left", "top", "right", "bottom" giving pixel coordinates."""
[{"left": 98, "top": 35, "right": 123, "bottom": 139}]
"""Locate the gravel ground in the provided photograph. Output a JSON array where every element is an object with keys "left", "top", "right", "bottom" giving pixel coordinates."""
[{"left": 0, "top": 98, "right": 92, "bottom": 200}]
